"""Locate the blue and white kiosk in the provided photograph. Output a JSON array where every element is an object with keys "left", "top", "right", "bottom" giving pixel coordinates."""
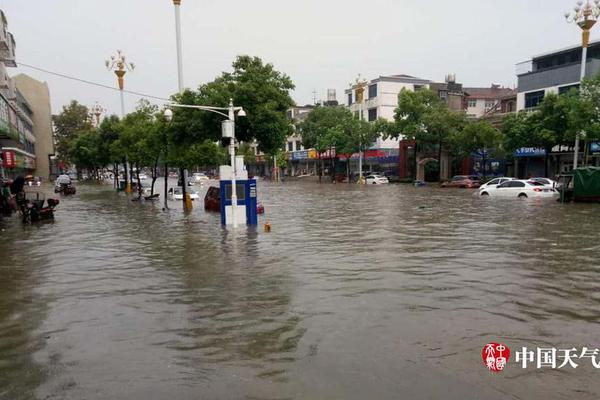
[{"left": 219, "top": 156, "right": 258, "bottom": 226}]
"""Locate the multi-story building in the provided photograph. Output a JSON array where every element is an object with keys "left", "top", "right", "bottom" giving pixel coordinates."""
[
  {"left": 516, "top": 40, "right": 600, "bottom": 111},
  {"left": 14, "top": 74, "right": 55, "bottom": 180},
  {"left": 464, "top": 84, "right": 517, "bottom": 118},
  {"left": 514, "top": 41, "right": 600, "bottom": 176},
  {"left": 0, "top": 10, "right": 36, "bottom": 179}
]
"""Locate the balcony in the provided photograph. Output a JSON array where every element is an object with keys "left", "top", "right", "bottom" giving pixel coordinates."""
[
  {"left": 518, "top": 59, "right": 600, "bottom": 93},
  {"left": 0, "top": 31, "right": 16, "bottom": 67},
  {"left": 0, "top": 63, "right": 8, "bottom": 89},
  {"left": 0, "top": 11, "right": 8, "bottom": 51}
]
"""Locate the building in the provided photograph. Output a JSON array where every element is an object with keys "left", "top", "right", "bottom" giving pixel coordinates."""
[
  {"left": 516, "top": 40, "right": 600, "bottom": 111},
  {"left": 14, "top": 74, "right": 55, "bottom": 180},
  {"left": 464, "top": 84, "right": 517, "bottom": 118},
  {"left": 0, "top": 10, "right": 37, "bottom": 180},
  {"left": 430, "top": 74, "right": 466, "bottom": 112},
  {"left": 514, "top": 41, "right": 600, "bottom": 176}
]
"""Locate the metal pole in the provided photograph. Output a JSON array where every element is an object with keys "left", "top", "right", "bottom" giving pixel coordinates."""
[
  {"left": 229, "top": 100, "right": 237, "bottom": 228},
  {"left": 173, "top": 0, "right": 184, "bottom": 93},
  {"left": 120, "top": 89, "right": 132, "bottom": 194},
  {"left": 574, "top": 33, "right": 589, "bottom": 170},
  {"left": 358, "top": 104, "right": 363, "bottom": 183}
]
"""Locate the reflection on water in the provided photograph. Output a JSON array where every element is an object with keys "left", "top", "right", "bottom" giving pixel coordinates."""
[{"left": 1, "top": 180, "right": 599, "bottom": 399}]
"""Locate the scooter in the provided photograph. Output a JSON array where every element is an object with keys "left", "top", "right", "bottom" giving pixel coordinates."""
[{"left": 20, "top": 193, "right": 60, "bottom": 223}]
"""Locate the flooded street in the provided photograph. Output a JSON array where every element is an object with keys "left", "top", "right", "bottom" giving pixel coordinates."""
[{"left": 1, "top": 180, "right": 599, "bottom": 399}]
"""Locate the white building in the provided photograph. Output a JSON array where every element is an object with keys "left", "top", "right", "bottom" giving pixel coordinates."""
[
  {"left": 345, "top": 74, "right": 430, "bottom": 149},
  {"left": 464, "top": 85, "right": 516, "bottom": 119}
]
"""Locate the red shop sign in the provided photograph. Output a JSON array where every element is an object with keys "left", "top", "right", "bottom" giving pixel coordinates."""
[{"left": 2, "top": 151, "right": 15, "bottom": 168}]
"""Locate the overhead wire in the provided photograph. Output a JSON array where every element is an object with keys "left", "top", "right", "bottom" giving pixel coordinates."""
[{"left": 17, "top": 62, "right": 171, "bottom": 102}]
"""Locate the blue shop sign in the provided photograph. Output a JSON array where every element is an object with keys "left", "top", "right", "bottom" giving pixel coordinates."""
[
  {"left": 514, "top": 147, "right": 546, "bottom": 157},
  {"left": 591, "top": 142, "right": 600, "bottom": 154},
  {"left": 292, "top": 150, "right": 308, "bottom": 161}
]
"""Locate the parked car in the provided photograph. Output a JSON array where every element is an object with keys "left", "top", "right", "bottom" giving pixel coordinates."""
[
  {"left": 479, "top": 180, "right": 558, "bottom": 198},
  {"left": 527, "top": 177, "right": 557, "bottom": 189},
  {"left": 193, "top": 172, "right": 210, "bottom": 183},
  {"left": 365, "top": 174, "right": 389, "bottom": 185},
  {"left": 204, "top": 186, "right": 265, "bottom": 214},
  {"left": 168, "top": 187, "right": 199, "bottom": 201},
  {"left": 479, "top": 177, "right": 516, "bottom": 191},
  {"left": 441, "top": 175, "right": 481, "bottom": 189}
]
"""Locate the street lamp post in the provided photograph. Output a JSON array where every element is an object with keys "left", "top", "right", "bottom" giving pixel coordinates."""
[
  {"left": 106, "top": 50, "right": 135, "bottom": 193},
  {"left": 164, "top": 100, "right": 246, "bottom": 226},
  {"left": 352, "top": 75, "right": 367, "bottom": 184},
  {"left": 90, "top": 102, "right": 105, "bottom": 128},
  {"left": 565, "top": 0, "right": 600, "bottom": 169}
]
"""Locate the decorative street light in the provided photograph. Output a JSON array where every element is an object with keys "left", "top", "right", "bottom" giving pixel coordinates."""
[
  {"left": 565, "top": 0, "right": 600, "bottom": 169},
  {"left": 106, "top": 50, "right": 135, "bottom": 193},
  {"left": 351, "top": 74, "right": 368, "bottom": 184},
  {"left": 164, "top": 100, "right": 246, "bottom": 226},
  {"left": 90, "top": 102, "right": 105, "bottom": 128}
]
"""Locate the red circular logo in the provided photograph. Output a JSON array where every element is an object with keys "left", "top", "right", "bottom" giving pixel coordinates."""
[{"left": 482, "top": 343, "right": 510, "bottom": 373}]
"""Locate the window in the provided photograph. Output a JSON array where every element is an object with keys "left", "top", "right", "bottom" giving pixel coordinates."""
[
  {"left": 368, "top": 84, "right": 377, "bottom": 98},
  {"left": 368, "top": 108, "right": 377, "bottom": 122},
  {"left": 485, "top": 100, "right": 495, "bottom": 109},
  {"left": 488, "top": 179, "right": 500, "bottom": 185},
  {"left": 438, "top": 91, "right": 448, "bottom": 101},
  {"left": 347, "top": 92, "right": 353, "bottom": 106},
  {"left": 295, "top": 141, "right": 302, "bottom": 151},
  {"left": 287, "top": 142, "right": 294, "bottom": 152},
  {"left": 508, "top": 181, "right": 525, "bottom": 188},
  {"left": 559, "top": 84, "right": 580, "bottom": 95},
  {"left": 524, "top": 90, "right": 545, "bottom": 109},
  {"left": 468, "top": 99, "right": 477, "bottom": 108}
]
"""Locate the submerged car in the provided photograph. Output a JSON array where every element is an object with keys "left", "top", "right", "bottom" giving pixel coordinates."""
[
  {"left": 204, "top": 186, "right": 265, "bottom": 214},
  {"left": 193, "top": 172, "right": 210, "bottom": 183},
  {"left": 441, "top": 175, "right": 481, "bottom": 189},
  {"left": 365, "top": 174, "right": 389, "bottom": 185},
  {"left": 479, "top": 180, "right": 558, "bottom": 198},
  {"left": 479, "top": 177, "right": 516, "bottom": 191},
  {"left": 168, "top": 187, "right": 199, "bottom": 201}
]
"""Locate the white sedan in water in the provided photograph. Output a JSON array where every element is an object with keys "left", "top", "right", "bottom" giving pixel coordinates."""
[
  {"left": 168, "top": 187, "right": 200, "bottom": 201},
  {"left": 479, "top": 180, "right": 558, "bottom": 198},
  {"left": 365, "top": 174, "right": 389, "bottom": 185}
]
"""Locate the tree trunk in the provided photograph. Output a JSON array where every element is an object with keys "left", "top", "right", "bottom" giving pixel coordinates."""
[
  {"left": 113, "top": 163, "right": 118, "bottom": 189},
  {"left": 123, "top": 159, "right": 129, "bottom": 192},
  {"left": 180, "top": 167, "right": 187, "bottom": 209},
  {"left": 544, "top": 148, "right": 550, "bottom": 178},
  {"left": 346, "top": 156, "right": 350, "bottom": 183},
  {"left": 437, "top": 140, "right": 443, "bottom": 182},
  {"left": 482, "top": 149, "right": 487, "bottom": 178},
  {"left": 136, "top": 164, "right": 142, "bottom": 199},
  {"left": 150, "top": 157, "right": 159, "bottom": 195},
  {"left": 319, "top": 159, "right": 323, "bottom": 183},
  {"left": 164, "top": 163, "right": 169, "bottom": 210}
]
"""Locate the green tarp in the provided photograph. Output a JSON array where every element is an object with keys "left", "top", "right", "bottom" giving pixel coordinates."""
[{"left": 573, "top": 167, "right": 600, "bottom": 199}]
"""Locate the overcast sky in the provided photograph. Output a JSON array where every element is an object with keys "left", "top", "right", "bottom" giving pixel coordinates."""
[{"left": 2, "top": 0, "right": 596, "bottom": 116}]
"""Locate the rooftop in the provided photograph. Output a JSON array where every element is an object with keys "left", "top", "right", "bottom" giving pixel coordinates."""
[{"left": 464, "top": 85, "right": 516, "bottom": 100}]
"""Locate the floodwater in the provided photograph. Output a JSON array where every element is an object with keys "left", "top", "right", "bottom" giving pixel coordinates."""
[{"left": 1, "top": 179, "right": 599, "bottom": 400}]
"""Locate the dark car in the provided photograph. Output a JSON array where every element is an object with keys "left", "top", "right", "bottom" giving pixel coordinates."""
[
  {"left": 204, "top": 186, "right": 265, "bottom": 214},
  {"left": 204, "top": 186, "right": 221, "bottom": 212},
  {"left": 440, "top": 175, "right": 481, "bottom": 189}
]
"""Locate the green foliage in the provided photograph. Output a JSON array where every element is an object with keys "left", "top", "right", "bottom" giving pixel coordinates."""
[
  {"left": 52, "top": 100, "right": 93, "bottom": 163},
  {"left": 299, "top": 106, "right": 376, "bottom": 155},
  {"left": 169, "top": 55, "right": 295, "bottom": 156},
  {"left": 69, "top": 130, "right": 103, "bottom": 171},
  {"left": 237, "top": 142, "right": 257, "bottom": 165},
  {"left": 453, "top": 120, "right": 503, "bottom": 158}
]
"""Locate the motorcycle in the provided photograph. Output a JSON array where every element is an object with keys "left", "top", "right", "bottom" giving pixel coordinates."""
[
  {"left": 19, "top": 192, "right": 60, "bottom": 223},
  {"left": 54, "top": 182, "right": 76, "bottom": 195}
]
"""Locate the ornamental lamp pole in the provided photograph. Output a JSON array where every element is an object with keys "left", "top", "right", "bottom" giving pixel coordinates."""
[
  {"left": 352, "top": 75, "right": 368, "bottom": 184},
  {"left": 565, "top": 0, "right": 600, "bottom": 169},
  {"left": 106, "top": 50, "right": 135, "bottom": 193},
  {"left": 90, "top": 102, "right": 105, "bottom": 128}
]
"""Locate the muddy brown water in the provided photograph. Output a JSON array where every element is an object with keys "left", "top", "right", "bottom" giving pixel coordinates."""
[{"left": 1, "top": 180, "right": 599, "bottom": 399}]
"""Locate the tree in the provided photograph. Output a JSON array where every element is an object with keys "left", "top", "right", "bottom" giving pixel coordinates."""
[
  {"left": 453, "top": 120, "right": 503, "bottom": 177},
  {"left": 69, "top": 130, "right": 102, "bottom": 178},
  {"left": 393, "top": 89, "right": 465, "bottom": 181},
  {"left": 169, "top": 55, "right": 295, "bottom": 156},
  {"left": 117, "top": 100, "right": 160, "bottom": 198},
  {"left": 98, "top": 115, "right": 122, "bottom": 188},
  {"left": 53, "top": 100, "right": 93, "bottom": 164}
]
